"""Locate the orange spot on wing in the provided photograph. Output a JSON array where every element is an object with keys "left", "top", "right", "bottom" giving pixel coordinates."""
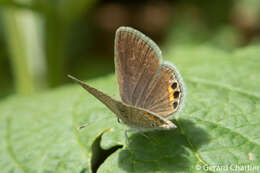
[
  {"left": 168, "top": 85, "right": 174, "bottom": 102},
  {"left": 144, "top": 112, "right": 157, "bottom": 121},
  {"left": 147, "top": 113, "right": 155, "bottom": 120}
]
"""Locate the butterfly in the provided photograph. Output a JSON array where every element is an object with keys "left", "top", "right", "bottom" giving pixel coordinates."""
[{"left": 68, "top": 26, "right": 185, "bottom": 131}]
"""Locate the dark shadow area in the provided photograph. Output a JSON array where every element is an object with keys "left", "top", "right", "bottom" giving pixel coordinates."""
[
  {"left": 91, "top": 132, "right": 123, "bottom": 173},
  {"left": 118, "top": 118, "right": 210, "bottom": 172},
  {"left": 79, "top": 168, "right": 87, "bottom": 173}
]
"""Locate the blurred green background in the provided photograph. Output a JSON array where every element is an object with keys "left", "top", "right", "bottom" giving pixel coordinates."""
[{"left": 0, "top": 0, "right": 260, "bottom": 98}]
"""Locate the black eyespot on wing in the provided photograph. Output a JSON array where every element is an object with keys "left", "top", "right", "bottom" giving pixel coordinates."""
[
  {"left": 173, "top": 101, "right": 178, "bottom": 109},
  {"left": 173, "top": 91, "right": 180, "bottom": 98},
  {"left": 171, "top": 82, "right": 177, "bottom": 89}
]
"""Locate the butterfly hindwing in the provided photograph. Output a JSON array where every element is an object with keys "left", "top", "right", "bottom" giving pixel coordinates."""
[
  {"left": 115, "top": 27, "right": 162, "bottom": 106},
  {"left": 142, "top": 63, "right": 185, "bottom": 119}
]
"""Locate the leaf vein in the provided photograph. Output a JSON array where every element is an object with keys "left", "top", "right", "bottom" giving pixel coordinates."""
[
  {"left": 5, "top": 117, "right": 27, "bottom": 173},
  {"left": 195, "top": 117, "right": 260, "bottom": 147},
  {"left": 176, "top": 118, "right": 214, "bottom": 173}
]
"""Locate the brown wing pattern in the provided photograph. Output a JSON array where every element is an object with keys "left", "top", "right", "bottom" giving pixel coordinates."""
[
  {"left": 115, "top": 27, "right": 185, "bottom": 120},
  {"left": 68, "top": 75, "right": 177, "bottom": 130},
  {"left": 141, "top": 63, "right": 184, "bottom": 118},
  {"left": 115, "top": 27, "right": 162, "bottom": 106}
]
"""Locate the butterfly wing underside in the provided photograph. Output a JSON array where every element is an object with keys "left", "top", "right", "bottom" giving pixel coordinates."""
[
  {"left": 67, "top": 75, "right": 176, "bottom": 130},
  {"left": 115, "top": 27, "right": 162, "bottom": 107},
  {"left": 142, "top": 63, "right": 185, "bottom": 119},
  {"left": 115, "top": 27, "right": 185, "bottom": 119}
]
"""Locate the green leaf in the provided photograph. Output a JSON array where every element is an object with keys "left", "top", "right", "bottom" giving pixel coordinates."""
[
  {"left": 1, "top": 44, "right": 260, "bottom": 172},
  {"left": 99, "top": 45, "right": 260, "bottom": 172}
]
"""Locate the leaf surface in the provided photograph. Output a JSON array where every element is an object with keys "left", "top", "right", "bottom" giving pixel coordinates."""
[{"left": 0, "top": 45, "right": 260, "bottom": 173}]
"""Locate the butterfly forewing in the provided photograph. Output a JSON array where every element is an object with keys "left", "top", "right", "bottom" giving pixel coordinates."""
[{"left": 115, "top": 27, "right": 162, "bottom": 106}]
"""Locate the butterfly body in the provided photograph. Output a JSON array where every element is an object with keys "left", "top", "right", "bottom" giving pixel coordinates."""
[{"left": 69, "top": 26, "right": 185, "bottom": 131}]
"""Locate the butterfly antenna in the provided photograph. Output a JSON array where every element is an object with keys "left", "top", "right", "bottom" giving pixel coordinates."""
[{"left": 77, "top": 123, "right": 88, "bottom": 130}]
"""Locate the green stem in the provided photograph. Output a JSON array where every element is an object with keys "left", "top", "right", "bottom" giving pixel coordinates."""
[
  {"left": 3, "top": 8, "right": 35, "bottom": 94},
  {"left": 2, "top": 7, "right": 46, "bottom": 94},
  {"left": 45, "top": 14, "right": 66, "bottom": 87}
]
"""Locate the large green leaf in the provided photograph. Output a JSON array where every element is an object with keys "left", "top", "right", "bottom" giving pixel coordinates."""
[{"left": 0, "top": 44, "right": 260, "bottom": 173}]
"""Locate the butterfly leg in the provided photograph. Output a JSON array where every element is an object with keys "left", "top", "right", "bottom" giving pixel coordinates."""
[
  {"left": 139, "top": 131, "right": 158, "bottom": 145},
  {"left": 139, "top": 131, "right": 150, "bottom": 139},
  {"left": 124, "top": 129, "right": 130, "bottom": 145},
  {"left": 124, "top": 128, "right": 137, "bottom": 145},
  {"left": 77, "top": 123, "right": 88, "bottom": 130}
]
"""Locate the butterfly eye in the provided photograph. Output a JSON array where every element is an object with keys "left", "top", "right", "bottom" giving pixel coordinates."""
[{"left": 171, "top": 82, "right": 177, "bottom": 89}]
